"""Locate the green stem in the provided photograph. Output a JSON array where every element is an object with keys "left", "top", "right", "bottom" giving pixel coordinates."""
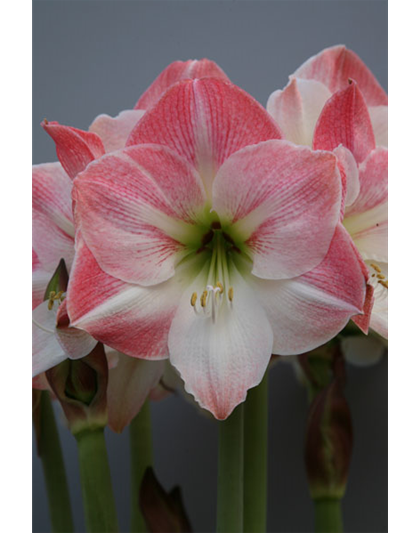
[
  {"left": 130, "top": 400, "right": 153, "bottom": 532},
  {"left": 216, "top": 403, "right": 244, "bottom": 533},
  {"left": 75, "top": 428, "right": 119, "bottom": 532},
  {"left": 37, "top": 391, "right": 74, "bottom": 533},
  {"left": 243, "top": 374, "right": 268, "bottom": 533},
  {"left": 314, "top": 499, "right": 343, "bottom": 533}
]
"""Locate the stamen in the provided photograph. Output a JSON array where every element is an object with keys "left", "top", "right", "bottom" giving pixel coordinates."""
[
  {"left": 378, "top": 280, "right": 388, "bottom": 289},
  {"left": 190, "top": 292, "right": 197, "bottom": 307},
  {"left": 377, "top": 274, "right": 385, "bottom": 280},
  {"left": 216, "top": 281, "right": 224, "bottom": 294},
  {"left": 47, "top": 290, "right": 65, "bottom": 310},
  {"left": 228, "top": 287, "right": 234, "bottom": 302},
  {"left": 371, "top": 263, "right": 382, "bottom": 273}
]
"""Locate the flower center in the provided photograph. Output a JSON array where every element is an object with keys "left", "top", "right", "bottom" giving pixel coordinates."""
[{"left": 189, "top": 225, "right": 241, "bottom": 323}]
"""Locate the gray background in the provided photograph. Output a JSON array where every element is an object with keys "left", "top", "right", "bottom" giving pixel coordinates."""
[{"left": 33, "top": 1, "right": 388, "bottom": 532}]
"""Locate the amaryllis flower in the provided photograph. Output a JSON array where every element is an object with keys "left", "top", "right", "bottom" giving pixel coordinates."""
[
  {"left": 267, "top": 46, "right": 388, "bottom": 340},
  {"left": 67, "top": 78, "right": 370, "bottom": 419}
]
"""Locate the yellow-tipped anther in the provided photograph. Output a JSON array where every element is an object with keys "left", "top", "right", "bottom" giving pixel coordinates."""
[
  {"left": 47, "top": 291, "right": 56, "bottom": 310},
  {"left": 216, "top": 281, "right": 224, "bottom": 294},
  {"left": 228, "top": 287, "right": 234, "bottom": 302},
  {"left": 200, "top": 290, "right": 208, "bottom": 307},
  {"left": 377, "top": 274, "right": 385, "bottom": 280},
  {"left": 378, "top": 280, "right": 388, "bottom": 289},
  {"left": 190, "top": 292, "right": 197, "bottom": 307},
  {"left": 371, "top": 263, "right": 381, "bottom": 273}
]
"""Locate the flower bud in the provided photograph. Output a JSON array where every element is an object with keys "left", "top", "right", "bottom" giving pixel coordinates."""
[
  {"left": 303, "top": 350, "right": 353, "bottom": 500},
  {"left": 46, "top": 343, "right": 108, "bottom": 435},
  {"left": 140, "top": 467, "right": 192, "bottom": 533}
]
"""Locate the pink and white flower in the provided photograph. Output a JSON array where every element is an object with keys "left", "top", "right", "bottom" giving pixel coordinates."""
[
  {"left": 67, "top": 78, "right": 371, "bottom": 419},
  {"left": 267, "top": 46, "right": 388, "bottom": 340}
]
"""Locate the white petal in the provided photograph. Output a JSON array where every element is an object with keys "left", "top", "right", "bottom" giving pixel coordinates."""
[
  {"left": 342, "top": 335, "right": 386, "bottom": 366},
  {"left": 369, "top": 106, "right": 388, "bottom": 147},
  {"left": 168, "top": 265, "right": 273, "bottom": 420}
]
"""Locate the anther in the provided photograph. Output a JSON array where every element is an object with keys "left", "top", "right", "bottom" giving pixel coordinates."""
[
  {"left": 200, "top": 290, "right": 208, "bottom": 307},
  {"left": 228, "top": 287, "right": 234, "bottom": 302},
  {"left": 377, "top": 274, "right": 385, "bottom": 280},
  {"left": 216, "top": 281, "right": 224, "bottom": 294},
  {"left": 378, "top": 280, "right": 388, "bottom": 289},
  {"left": 371, "top": 263, "right": 381, "bottom": 273},
  {"left": 190, "top": 292, "right": 198, "bottom": 307}
]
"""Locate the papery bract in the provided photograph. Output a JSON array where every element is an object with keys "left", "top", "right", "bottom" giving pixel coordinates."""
[{"left": 69, "top": 78, "right": 370, "bottom": 419}]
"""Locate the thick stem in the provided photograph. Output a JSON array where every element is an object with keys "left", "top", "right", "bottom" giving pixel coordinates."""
[
  {"left": 37, "top": 391, "right": 74, "bottom": 533},
  {"left": 243, "top": 374, "right": 268, "bottom": 533},
  {"left": 75, "top": 428, "right": 119, "bottom": 532},
  {"left": 216, "top": 403, "right": 244, "bottom": 533},
  {"left": 130, "top": 400, "right": 153, "bottom": 532},
  {"left": 314, "top": 499, "right": 343, "bottom": 533}
]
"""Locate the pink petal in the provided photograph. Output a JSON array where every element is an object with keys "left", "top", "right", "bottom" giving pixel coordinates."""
[
  {"left": 346, "top": 148, "right": 388, "bottom": 216},
  {"left": 32, "top": 250, "right": 51, "bottom": 309},
  {"left": 107, "top": 355, "right": 164, "bottom": 432},
  {"left": 294, "top": 45, "right": 388, "bottom": 106},
  {"left": 313, "top": 81, "right": 376, "bottom": 164},
  {"left": 66, "top": 237, "right": 195, "bottom": 359},
  {"left": 251, "top": 225, "right": 369, "bottom": 354},
  {"left": 212, "top": 140, "right": 341, "bottom": 280},
  {"left": 89, "top": 109, "right": 145, "bottom": 152},
  {"left": 73, "top": 144, "right": 206, "bottom": 285},
  {"left": 267, "top": 78, "right": 331, "bottom": 146},
  {"left": 333, "top": 145, "right": 360, "bottom": 217},
  {"left": 134, "top": 58, "right": 230, "bottom": 110},
  {"left": 42, "top": 120, "right": 105, "bottom": 179},
  {"left": 369, "top": 106, "right": 388, "bottom": 147},
  {"left": 32, "top": 162, "right": 75, "bottom": 272},
  {"left": 127, "top": 78, "right": 282, "bottom": 193}
]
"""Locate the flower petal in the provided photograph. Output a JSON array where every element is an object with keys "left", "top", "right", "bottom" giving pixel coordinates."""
[
  {"left": 368, "top": 261, "right": 388, "bottom": 338},
  {"left": 32, "top": 162, "right": 75, "bottom": 272},
  {"left": 369, "top": 106, "right": 388, "bottom": 147},
  {"left": 66, "top": 237, "right": 203, "bottom": 359},
  {"left": 294, "top": 45, "right": 388, "bottom": 106},
  {"left": 313, "top": 81, "right": 376, "bottom": 164},
  {"left": 168, "top": 265, "right": 273, "bottom": 420},
  {"left": 333, "top": 145, "right": 360, "bottom": 209},
  {"left": 73, "top": 144, "right": 207, "bottom": 285},
  {"left": 32, "top": 250, "right": 52, "bottom": 309},
  {"left": 341, "top": 335, "right": 385, "bottom": 366},
  {"left": 32, "top": 301, "right": 67, "bottom": 376},
  {"left": 42, "top": 121, "right": 105, "bottom": 179},
  {"left": 267, "top": 78, "right": 331, "bottom": 146},
  {"left": 134, "top": 58, "right": 230, "bottom": 110},
  {"left": 127, "top": 78, "right": 282, "bottom": 194},
  {"left": 346, "top": 148, "right": 388, "bottom": 216},
  {"left": 107, "top": 354, "right": 164, "bottom": 432},
  {"left": 213, "top": 140, "right": 341, "bottom": 280},
  {"left": 55, "top": 299, "right": 98, "bottom": 360},
  {"left": 250, "top": 225, "right": 368, "bottom": 355},
  {"left": 89, "top": 109, "right": 145, "bottom": 152}
]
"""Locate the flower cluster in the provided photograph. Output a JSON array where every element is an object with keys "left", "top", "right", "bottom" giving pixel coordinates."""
[{"left": 33, "top": 47, "right": 387, "bottom": 422}]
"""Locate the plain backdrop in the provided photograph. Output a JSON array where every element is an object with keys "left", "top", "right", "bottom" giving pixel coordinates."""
[{"left": 33, "top": 1, "right": 388, "bottom": 532}]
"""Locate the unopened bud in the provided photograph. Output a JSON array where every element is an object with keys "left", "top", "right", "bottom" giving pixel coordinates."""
[
  {"left": 140, "top": 467, "right": 192, "bottom": 533},
  {"left": 303, "top": 349, "right": 352, "bottom": 500},
  {"left": 46, "top": 344, "right": 108, "bottom": 435}
]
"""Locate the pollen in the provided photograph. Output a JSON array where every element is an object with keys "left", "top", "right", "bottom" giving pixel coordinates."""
[
  {"left": 216, "top": 281, "right": 224, "bottom": 294},
  {"left": 377, "top": 274, "right": 386, "bottom": 280},
  {"left": 228, "top": 287, "right": 234, "bottom": 302},
  {"left": 47, "top": 290, "right": 65, "bottom": 310},
  {"left": 378, "top": 280, "right": 388, "bottom": 289},
  {"left": 190, "top": 292, "right": 198, "bottom": 307},
  {"left": 371, "top": 263, "right": 382, "bottom": 273},
  {"left": 200, "top": 290, "right": 208, "bottom": 307}
]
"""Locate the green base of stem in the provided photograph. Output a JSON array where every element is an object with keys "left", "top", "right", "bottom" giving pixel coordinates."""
[
  {"left": 38, "top": 391, "right": 74, "bottom": 533},
  {"left": 130, "top": 400, "right": 153, "bottom": 532},
  {"left": 216, "top": 403, "right": 244, "bottom": 533},
  {"left": 243, "top": 374, "right": 268, "bottom": 533},
  {"left": 314, "top": 499, "right": 343, "bottom": 533},
  {"left": 76, "top": 428, "right": 119, "bottom": 533}
]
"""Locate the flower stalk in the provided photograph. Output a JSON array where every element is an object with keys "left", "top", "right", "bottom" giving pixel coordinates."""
[
  {"left": 130, "top": 400, "right": 153, "bottom": 532},
  {"left": 243, "top": 373, "right": 268, "bottom": 533},
  {"left": 33, "top": 390, "right": 74, "bottom": 533},
  {"left": 216, "top": 403, "right": 244, "bottom": 533},
  {"left": 314, "top": 499, "right": 343, "bottom": 533}
]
